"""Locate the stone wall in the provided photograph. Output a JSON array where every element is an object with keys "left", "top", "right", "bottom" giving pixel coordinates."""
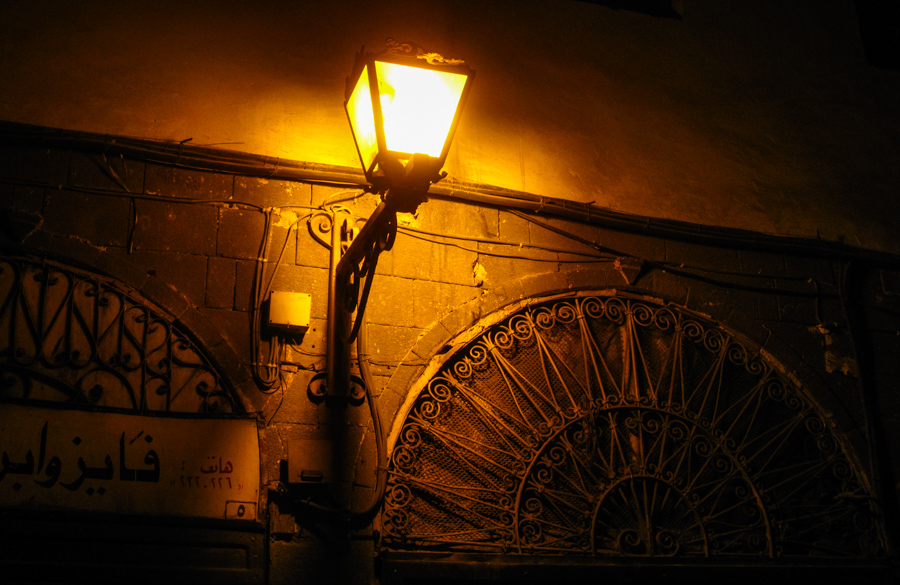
[{"left": 1, "top": 139, "right": 898, "bottom": 582}]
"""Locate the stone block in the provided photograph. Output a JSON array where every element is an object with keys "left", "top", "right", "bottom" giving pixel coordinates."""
[
  {"left": 0, "top": 182, "right": 12, "bottom": 210},
  {"left": 209, "top": 337, "right": 254, "bottom": 392},
  {"left": 218, "top": 206, "right": 266, "bottom": 260},
  {"left": 762, "top": 321, "right": 823, "bottom": 374},
  {"left": 412, "top": 280, "right": 480, "bottom": 330},
  {"left": 534, "top": 215, "right": 602, "bottom": 254},
  {"left": 387, "top": 362, "right": 427, "bottom": 400},
  {"left": 234, "top": 176, "right": 311, "bottom": 208},
  {"left": 269, "top": 376, "right": 319, "bottom": 426},
  {"left": 391, "top": 229, "right": 478, "bottom": 286},
  {"left": 12, "top": 185, "right": 46, "bottom": 214},
  {"left": 754, "top": 277, "right": 780, "bottom": 321},
  {"left": 21, "top": 228, "right": 54, "bottom": 252},
  {"left": 519, "top": 269, "right": 570, "bottom": 300},
  {"left": 409, "top": 322, "right": 454, "bottom": 364},
  {"left": 565, "top": 265, "right": 616, "bottom": 292},
  {"left": 68, "top": 152, "right": 144, "bottom": 193},
  {"left": 597, "top": 227, "right": 666, "bottom": 263},
  {"left": 367, "top": 323, "right": 422, "bottom": 367},
  {"left": 144, "top": 164, "right": 233, "bottom": 200},
  {"left": 434, "top": 296, "right": 483, "bottom": 342},
  {"left": 683, "top": 278, "right": 756, "bottom": 326},
  {"left": 648, "top": 269, "right": 689, "bottom": 305},
  {"left": 285, "top": 317, "right": 326, "bottom": 363},
  {"left": 43, "top": 190, "right": 131, "bottom": 247},
  {"left": 310, "top": 184, "right": 371, "bottom": 208},
  {"left": 183, "top": 308, "right": 230, "bottom": 353},
  {"left": 139, "top": 275, "right": 191, "bottom": 321},
  {"left": 295, "top": 221, "right": 330, "bottom": 269},
  {"left": 352, "top": 430, "right": 378, "bottom": 490},
  {"left": 0, "top": 146, "right": 69, "bottom": 185},
  {"left": 235, "top": 378, "right": 266, "bottom": 413},
  {"left": 235, "top": 259, "right": 257, "bottom": 312},
  {"left": 47, "top": 235, "right": 102, "bottom": 269},
  {"left": 739, "top": 250, "right": 785, "bottom": 277},
  {"left": 492, "top": 277, "right": 528, "bottom": 306},
  {"left": 131, "top": 199, "right": 217, "bottom": 255},
  {"left": 367, "top": 275, "right": 416, "bottom": 327},
  {"left": 498, "top": 210, "right": 531, "bottom": 244},
  {"left": 783, "top": 256, "right": 836, "bottom": 288},
  {"left": 477, "top": 241, "right": 557, "bottom": 287},
  {"left": 128, "top": 250, "right": 209, "bottom": 309},
  {"left": 94, "top": 248, "right": 149, "bottom": 290},
  {"left": 416, "top": 197, "right": 499, "bottom": 238},
  {"left": 199, "top": 306, "right": 253, "bottom": 363},
  {"left": 375, "top": 381, "right": 405, "bottom": 422},
  {"left": 777, "top": 291, "right": 821, "bottom": 325},
  {"left": 665, "top": 240, "right": 742, "bottom": 284},
  {"left": 206, "top": 256, "right": 236, "bottom": 309}
]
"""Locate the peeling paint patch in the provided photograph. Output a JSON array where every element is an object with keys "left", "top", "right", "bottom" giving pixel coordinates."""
[
  {"left": 273, "top": 209, "right": 300, "bottom": 228},
  {"left": 810, "top": 323, "right": 859, "bottom": 378},
  {"left": 614, "top": 256, "right": 644, "bottom": 285},
  {"left": 397, "top": 212, "right": 420, "bottom": 228},
  {"left": 473, "top": 262, "right": 487, "bottom": 287}
]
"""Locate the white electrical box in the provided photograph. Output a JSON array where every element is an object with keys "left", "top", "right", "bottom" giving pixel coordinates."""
[{"left": 268, "top": 291, "right": 311, "bottom": 333}]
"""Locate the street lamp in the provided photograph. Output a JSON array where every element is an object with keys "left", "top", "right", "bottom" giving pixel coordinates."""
[
  {"left": 345, "top": 39, "right": 474, "bottom": 209},
  {"left": 322, "top": 41, "right": 474, "bottom": 397}
]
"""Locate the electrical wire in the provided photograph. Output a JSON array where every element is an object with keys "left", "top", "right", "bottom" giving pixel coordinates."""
[
  {"left": 506, "top": 208, "right": 838, "bottom": 298},
  {"left": 399, "top": 225, "right": 619, "bottom": 259},
  {"left": 321, "top": 189, "right": 368, "bottom": 208},
  {"left": 398, "top": 228, "right": 614, "bottom": 264},
  {"left": 251, "top": 209, "right": 281, "bottom": 391}
]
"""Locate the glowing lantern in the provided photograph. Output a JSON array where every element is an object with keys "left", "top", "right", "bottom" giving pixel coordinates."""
[{"left": 345, "top": 40, "right": 474, "bottom": 197}]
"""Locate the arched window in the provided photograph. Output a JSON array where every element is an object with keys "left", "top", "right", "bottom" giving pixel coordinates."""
[
  {"left": 0, "top": 256, "right": 239, "bottom": 413},
  {"left": 384, "top": 293, "right": 884, "bottom": 559}
]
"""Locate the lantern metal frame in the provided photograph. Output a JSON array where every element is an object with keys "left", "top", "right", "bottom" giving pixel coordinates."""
[{"left": 344, "top": 40, "right": 475, "bottom": 202}]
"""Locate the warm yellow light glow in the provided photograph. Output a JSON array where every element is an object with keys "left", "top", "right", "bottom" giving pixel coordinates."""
[
  {"left": 347, "top": 65, "right": 378, "bottom": 171},
  {"left": 374, "top": 61, "right": 467, "bottom": 157}
]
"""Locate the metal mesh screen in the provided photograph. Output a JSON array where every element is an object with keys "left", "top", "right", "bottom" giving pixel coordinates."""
[{"left": 384, "top": 294, "right": 884, "bottom": 558}]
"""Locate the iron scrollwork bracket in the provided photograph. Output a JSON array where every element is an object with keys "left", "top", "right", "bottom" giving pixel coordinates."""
[{"left": 308, "top": 205, "right": 397, "bottom": 400}]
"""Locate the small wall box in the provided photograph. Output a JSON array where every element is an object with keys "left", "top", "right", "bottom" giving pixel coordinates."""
[{"left": 267, "top": 291, "right": 311, "bottom": 333}]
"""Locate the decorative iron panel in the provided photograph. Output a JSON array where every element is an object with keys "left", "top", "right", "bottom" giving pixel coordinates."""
[
  {"left": 384, "top": 294, "right": 885, "bottom": 558},
  {"left": 0, "top": 256, "right": 239, "bottom": 413}
]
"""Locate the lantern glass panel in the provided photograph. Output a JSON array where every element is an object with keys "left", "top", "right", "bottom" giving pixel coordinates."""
[
  {"left": 374, "top": 61, "right": 468, "bottom": 158},
  {"left": 347, "top": 65, "right": 379, "bottom": 172}
]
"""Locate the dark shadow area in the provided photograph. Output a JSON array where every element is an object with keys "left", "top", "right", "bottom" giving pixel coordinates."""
[
  {"left": 574, "top": 0, "right": 681, "bottom": 19},
  {"left": 855, "top": 0, "right": 900, "bottom": 70}
]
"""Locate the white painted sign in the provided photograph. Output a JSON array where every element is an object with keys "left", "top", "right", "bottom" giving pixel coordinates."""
[{"left": 0, "top": 404, "right": 260, "bottom": 521}]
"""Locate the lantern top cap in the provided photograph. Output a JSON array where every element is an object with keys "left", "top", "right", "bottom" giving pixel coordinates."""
[
  {"left": 382, "top": 38, "right": 467, "bottom": 66},
  {"left": 351, "top": 38, "right": 473, "bottom": 74}
]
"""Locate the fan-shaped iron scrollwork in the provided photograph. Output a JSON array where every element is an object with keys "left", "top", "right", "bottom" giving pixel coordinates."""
[
  {"left": 384, "top": 294, "right": 884, "bottom": 558},
  {"left": 0, "top": 257, "right": 239, "bottom": 413}
]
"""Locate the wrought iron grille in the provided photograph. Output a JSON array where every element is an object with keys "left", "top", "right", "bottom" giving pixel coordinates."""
[
  {"left": 384, "top": 294, "right": 884, "bottom": 558},
  {"left": 0, "top": 256, "right": 238, "bottom": 413}
]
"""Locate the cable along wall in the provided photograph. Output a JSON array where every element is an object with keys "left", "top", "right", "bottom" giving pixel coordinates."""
[{"left": 383, "top": 293, "right": 884, "bottom": 558}]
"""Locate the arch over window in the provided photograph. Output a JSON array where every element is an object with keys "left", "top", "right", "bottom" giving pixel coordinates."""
[
  {"left": 384, "top": 292, "right": 885, "bottom": 559},
  {"left": 0, "top": 255, "right": 241, "bottom": 414}
]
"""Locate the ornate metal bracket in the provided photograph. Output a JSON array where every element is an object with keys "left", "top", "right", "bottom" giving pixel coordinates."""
[{"left": 308, "top": 203, "right": 397, "bottom": 398}]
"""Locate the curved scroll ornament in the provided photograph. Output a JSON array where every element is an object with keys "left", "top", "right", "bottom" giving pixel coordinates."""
[
  {"left": 0, "top": 257, "right": 239, "bottom": 413},
  {"left": 384, "top": 295, "right": 885, "bottom": 558}
]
